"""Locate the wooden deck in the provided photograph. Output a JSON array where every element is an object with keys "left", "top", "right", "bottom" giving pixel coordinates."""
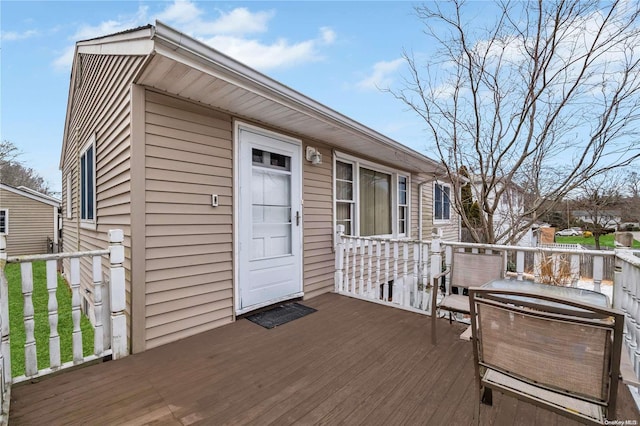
[{"left": 9, "top": 293, "right": 640, "bottom": 425}]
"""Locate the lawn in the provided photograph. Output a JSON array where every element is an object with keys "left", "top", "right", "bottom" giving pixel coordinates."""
[
  {"left": 556, "top": 233, "right": 640, "bottom": 249},
  {"left": 5, "top": 261, "right": 94, "bottom": 377}
]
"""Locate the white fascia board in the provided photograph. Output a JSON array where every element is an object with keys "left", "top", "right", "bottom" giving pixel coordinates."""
[
  {"left": 151, "top": 20, "right": 442, "bottom": 171},
  {"left": 77, "top": 39, "right": 154, "bottom": 56}
]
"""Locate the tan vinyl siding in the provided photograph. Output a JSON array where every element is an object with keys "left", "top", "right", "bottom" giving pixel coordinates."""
[
  {"left": 144, "top": 90, "right": 234, "bottom": 349},
  {"left": 302, "top": 142, "right": 333, "bottom": 299},
  {"left": 0, "top": 188, "right": 57, "bottom": 256},
  {"left": 60, "top": 53, "right": 146, "bottom": 341}
]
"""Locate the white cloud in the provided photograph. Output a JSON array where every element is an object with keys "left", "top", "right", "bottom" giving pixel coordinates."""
[
  {"left": 357, "top": 58, "right": 405, "bottom": 90},
  {"left": 203, "top": 36, "right": 318, "bottom": 70},
  {"left": 52, "top": 0, "right": 336, "bottom": 72},
  {"left": 1, "top": 29, "right": 38, "bottom": 41}
]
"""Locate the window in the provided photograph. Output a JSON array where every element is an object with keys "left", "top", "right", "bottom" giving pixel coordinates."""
[
  {"left": 335, "top": 154, "right": 410, "bottom": 237},
  {"left": 398, "top": 176, "right": 408, "bottom": 236},
  {"left": 434, "top": 183, "right": 451, "bottom": 221},
  {"left": 80, "top": 136, "right": 95, "bottom": 222},
  {"left": 0, "top": 210, "right": 7, "bottom": 234}
]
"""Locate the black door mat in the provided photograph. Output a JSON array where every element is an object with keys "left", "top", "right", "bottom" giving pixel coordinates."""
[{"left": 245, "top": 303, "right": 317, "bottom": 329}]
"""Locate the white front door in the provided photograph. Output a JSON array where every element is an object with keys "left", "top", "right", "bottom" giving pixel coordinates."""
[{"left": 237, "top": 126, "right": 303, "bottom": 313}]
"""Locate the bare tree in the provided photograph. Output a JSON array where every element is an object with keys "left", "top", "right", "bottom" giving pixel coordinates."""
[
  {"left": 0, "top": 140, "right": 52, "bottom": 195},
  {"left": 573, "top": 172, "right": 625, "bottom": 249},
  {"left": 393, "top": 0, "right": 640, "bottom": 244}
]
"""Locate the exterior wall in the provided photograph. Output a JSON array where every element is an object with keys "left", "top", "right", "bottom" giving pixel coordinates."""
[
  {"left": 140, "top": 91, "right": 425, "bottom": 348},
  {"left": 0, "top": 188, "right": 57, "bottom": 256},
  {"left": 421, "top": 181, "right": 459, "bottom": 241},
  {"left": 143, "top": 90, "right": 234, "bottom": 349},
  {"left": 60, "top": 53, "right": 146, "bottom": 341}
]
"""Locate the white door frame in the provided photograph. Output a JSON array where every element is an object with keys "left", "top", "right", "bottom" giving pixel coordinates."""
[{"left": 233, "top": 120, "right": 304, "bottom": 315}]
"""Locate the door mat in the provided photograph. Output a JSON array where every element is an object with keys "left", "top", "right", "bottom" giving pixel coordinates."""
[{"left": 245, "top": 303, "right": 317, "bottom": 329}]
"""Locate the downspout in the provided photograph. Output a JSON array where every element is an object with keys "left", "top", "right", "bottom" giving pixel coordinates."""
[{"left": 418, "top": 181, "right": 425, "bottom": 241}]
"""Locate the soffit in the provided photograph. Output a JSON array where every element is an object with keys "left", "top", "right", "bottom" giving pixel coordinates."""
[{"left": 134, "top": 33, "right": 440, "bottom": 175}]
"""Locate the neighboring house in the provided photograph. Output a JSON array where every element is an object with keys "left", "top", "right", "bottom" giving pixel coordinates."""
[
  {"left": 0, "top": 183, "right": 61, "bottom": 256},
  {"left": 470, "top": 176, "right": 534, "bottom": 246},
  {"left": 572, "top": 210, "right": 622, "bottom": 230},
  {"left": 59, "top": 22, "right": 457, "bottom": 353}
]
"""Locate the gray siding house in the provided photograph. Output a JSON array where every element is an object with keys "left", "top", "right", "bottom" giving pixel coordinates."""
[
  {"left": 60, "top": 22, "right": 459, "bottom": 353},
  {"left": 0, "top": 184, "right": 61, "bottom": 256}
]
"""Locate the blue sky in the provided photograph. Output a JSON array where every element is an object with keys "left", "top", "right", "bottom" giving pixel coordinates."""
[{"left": 1, "top": 0, "right": 449, "bottom": 195}]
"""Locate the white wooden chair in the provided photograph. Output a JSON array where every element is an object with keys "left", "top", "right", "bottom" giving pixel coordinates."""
[
  {"left": 469, "top": 287, "right": 624, "bottom": 425},
  {"left": 430, "top": 250, "right": 504, "bottom": 344}
]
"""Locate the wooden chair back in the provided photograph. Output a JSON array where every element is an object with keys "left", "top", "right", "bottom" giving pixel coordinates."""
[{"left": 469, "top": 287, "right": 624, "bottom": 424}]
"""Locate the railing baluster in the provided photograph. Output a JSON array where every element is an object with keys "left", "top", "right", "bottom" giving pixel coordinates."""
[
  {"left": 422, "top": 243, "right": 429, "bottom": 311},
  {"left": 21, "top": 262, "right": 37, "bottom": 377},
  {"left": 516, "top": 250, "right": 524, "bottom": 281},
  {"left": 375, "top": 241, "right": 381, "bottom": 299},
  {"left": 392, "top": 241, "right": 399, "bottom": 303},
  {"left": 46, "top": 259, "right": 60, "bottom": 370},
  {"left": 335, "top": 226, "right": 345, "bottom": 293},
  {"left": 384, "top": 242, "right": 390, "bottom": 302},
  {"left": 366, "top": 240, "right": 373, "bottom": 297},
  {"left": 570, "top": 254, "right": 580, "bottom": 287},
  {"left": 351, "top": 238, "right": 357, "bottom": 294},
  {"left": 359, "top": 239, "right": 365, "bottom": 295},
  {"left": 593, "top": 255, "right": 603, "bottom": 293},
  {"left": 344, "top": 238, "right": 351, "bottom": 293},
  {"left": 70, "top": 257, "right": 83, "bottom": 364},
  {"left": 92, "top": 256, "right": 104, "bottom": 356},
  {"left": 412, "top": 243, "right": 419, "bottom": 308},
  {"left": 401, "top": 243, "right": 409, "bottom": 306}
]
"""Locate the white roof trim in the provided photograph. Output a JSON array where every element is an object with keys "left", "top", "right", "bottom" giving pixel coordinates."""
[
  {"left": 0, "top": 184, "right": 61, "bottom": 207},
  {"left": 151, "top": 21, "right": 441, "bottom": 170}
]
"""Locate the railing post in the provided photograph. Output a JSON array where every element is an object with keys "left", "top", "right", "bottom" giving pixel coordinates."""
[
  {"left": 0, "top": 235, "right": 9, "bottom": 393},
  {"left": 334, "top": 225, "right": 345, "bottom": 293},
  {"left": 92, "top": 256, "right": 104, "bottom": 356},
  {"left": 430, "top": 237, "right": 442, "bottom": 310},
  {"left": 21, "top": 263, "right": 37, "bottom": 376},
  {"left": 108, "top": 229, "right": 128, "bottom": 359},
  {"left": 593, "top": 256, "right": 604, "bottom": 294}
]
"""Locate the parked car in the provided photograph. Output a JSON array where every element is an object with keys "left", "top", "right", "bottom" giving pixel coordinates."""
[{"left": 556, "top": 228, "right": 580, "bottom": 236}]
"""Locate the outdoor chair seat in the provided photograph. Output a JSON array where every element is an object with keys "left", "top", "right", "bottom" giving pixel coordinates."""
[{"left": 438, "top": 294, "right": 470, "bottom": 314}]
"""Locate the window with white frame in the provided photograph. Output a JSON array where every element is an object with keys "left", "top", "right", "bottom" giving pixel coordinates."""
[
  {"left": 335, "top": 154, "right": 410, "bottom": 237},
  {"left": 434, "top": 182, "right": 451, "bottom": 221},
  {"left": 80, "top": 136, "right": 96, "bottom": 222},
  {"left": 0, "top": 209, "right": 7, "bottom": 234},
  {"left": 398, "top": 176, "right": 408, "bottom": 235}
]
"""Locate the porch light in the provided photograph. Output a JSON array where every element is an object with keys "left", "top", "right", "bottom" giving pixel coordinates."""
[{"left": 305, "top": 146, "right": 323, "bottom": 165}]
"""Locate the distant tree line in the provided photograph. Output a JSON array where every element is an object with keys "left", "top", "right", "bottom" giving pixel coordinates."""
[{"left": 0, "top": 140, "right": 53, "bottom": 195}]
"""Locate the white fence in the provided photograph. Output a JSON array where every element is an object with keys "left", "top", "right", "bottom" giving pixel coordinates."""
[
  {"left": 334, "top": 226, "right": 640, "bottom": 392},
  {"left": 0, "top": 229, "right": 128, "bottom": 424}
]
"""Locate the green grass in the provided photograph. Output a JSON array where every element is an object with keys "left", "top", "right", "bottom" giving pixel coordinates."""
[
  {"left": 556, "top": 233, "right": 640, "bottom": 249},
  {"left": 5, "top": 261, "right": 94, "bottom": 377}
]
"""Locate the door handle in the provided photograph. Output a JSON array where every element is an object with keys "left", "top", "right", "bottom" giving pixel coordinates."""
[{"left": 296, "top": 211, "right": 301, "bottom": 226}]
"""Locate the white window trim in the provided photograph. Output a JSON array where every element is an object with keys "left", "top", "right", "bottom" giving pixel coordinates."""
[
  {"left": 0, "top": 209, "right": 8, "bottom": 235},
  {"left": 333, "top": 151, "right": 411, "bottom": 239},
  {"left": 66, "top": 173, "right": 72, "bottom": 219},
  {"left": 433, "top": 181, "right": 452, "bottom": 224},
  {"left": 79, "top": 135, "right": 97, "bottom": 230}
]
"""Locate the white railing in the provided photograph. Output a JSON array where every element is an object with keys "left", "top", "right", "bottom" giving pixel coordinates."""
[
  {"left": 616, "top": 250, "right": 640, "bottom": 386},
  {"left": 334, "top": 226, "right": 435, "bottom": 314},
  {"left": 0, "top": 229, "right": 128, "bottom": 423}
]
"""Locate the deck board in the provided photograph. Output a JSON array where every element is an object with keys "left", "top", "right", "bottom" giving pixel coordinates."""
[{"left": 9, "top": 293, "right": 640, "bottom": 425}]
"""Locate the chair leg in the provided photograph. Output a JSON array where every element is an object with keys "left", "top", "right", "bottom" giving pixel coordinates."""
[
  {"left": 481, "top": 387, "right": 493, "bottom": 406},
  {"left": 448, "top": 312, "right": 452, "bottom": 324}
]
